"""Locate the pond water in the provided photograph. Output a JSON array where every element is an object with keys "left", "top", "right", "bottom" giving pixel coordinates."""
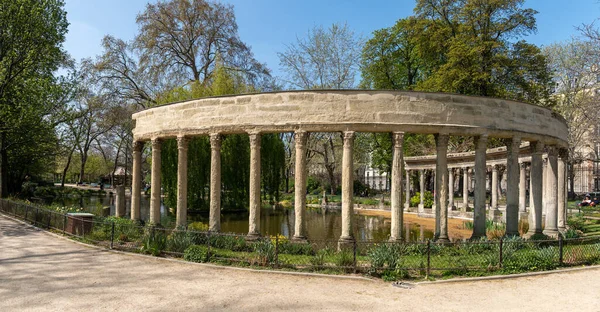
[{"left": 49, "top": 193, "right": 435, "bottom": 242}]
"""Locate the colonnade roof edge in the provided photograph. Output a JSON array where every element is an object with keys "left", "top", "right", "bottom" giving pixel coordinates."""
[{"left": 132, "top": 90, "right": 568, "bottom": 147}]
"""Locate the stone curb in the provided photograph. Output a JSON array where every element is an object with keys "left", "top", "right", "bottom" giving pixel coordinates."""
[
  {"left": 0, "top": 212, "right": 377, "bottom": 283},
  {"left": 416, "top": 265, "right": 600, "bottom": 285}
]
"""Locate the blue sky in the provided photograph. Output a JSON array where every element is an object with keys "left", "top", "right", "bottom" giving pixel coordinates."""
[{"left": 64, "top": 0, "right": 600, "bottom": 78}]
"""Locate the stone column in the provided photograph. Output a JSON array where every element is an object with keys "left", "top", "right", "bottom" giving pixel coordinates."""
[
  {"left": 390, "top": 132, "right": 404, "bottom": 242},
  {"left": 543, "top": 158, "right": 548, "bottom": 216},
  {"left": 404, "top": 170, "right": 410, "bottom": 210},
  {"left": 176, "top": 136, "right": 189, "bottom": 228},
  {"left": 505, "top": 137, "right": 520, "bottom": 236},
  {"left": 491, "top": 165, "right": 499, "bottom": 211},
  {"left": 293, "top": 131, "right": 308, "bottom": 241},
  {"left": 247, "top": 132, "right": 261, "bottom": 239},
  {"left": 543, "top": 147, "right": 559, "bottom": 238},
  {"left": 418, "top": 169, "right": 425, "bottom": 213},
  {"left": 435, "top": 134, "right": 450, "bottom": 242},
  {"left": 558, "top": 149, "right": 567, "bottom": 231},
  {"left": 130, "top": 141, "right": 144, "bottom": 221},
  {"left": 149, "top": 138, "right": 162, "bottom": 225},
  {"left": 209, "top": 133, "right": 222, "bottom": 232},
  {"left": 339, "top": 131, "right": 355, "bottom": 245},
  {"left": 519, "top": 162, "right": 527, "bottom": 212},
  {"left": 462, "top": 167, "right": 469, "bottom": 212},
  {"left": 115, "top": 185, "right": 125, "bottom": 217},
  {"left": 448, "top": 168, "right": 454, "bottom": 211},
  {"left": 471, "top": 134, "right": 488, "bottom": 240},
  {"left": 525, "top": 141, "right": 544, "bottom": 238}
]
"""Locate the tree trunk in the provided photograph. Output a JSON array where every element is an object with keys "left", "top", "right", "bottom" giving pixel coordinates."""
[
  {"left": 61, "top": 146, "right": 76, "bottom": 187},
  {"left": 79, "top": 152, "right": 88, "bottom": 184}
]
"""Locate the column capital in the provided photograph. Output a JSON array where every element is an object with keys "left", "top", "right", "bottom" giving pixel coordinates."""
[
  {"left": 434, "top": 133, "right": 449, "bottom": 145},
  {"left": 492, "top": 164, "right": 499, "bottom": 172},
  {"left": 392, "top": 131, "right": 404, "bottom": 147},
  {"left": 133, "top": 141, "right": 144, "bottom": 153},
  {"left": 151, "top": 138, "right": 161, "bottom": 149},
  {"left": 546, "top": 145, "right": 559, "bottom": 156},
  {"left": 343, "top": 131, "right": 355, "bottom": 143},
  {"left": 248, "top": 132, "right": 261, "bottom": 148},
  {"left": 475, "top": 134, "right": 488, "bottom": 149},
  {"left": 210, "top": 133, "right": 222, "bottom": 150},
  {"left": 177, "top": 136, "right": 189, "bottom": 150},
  {"left": 294, "top": 131, "right": 308, "bottom": 148},
  {"left": 532, "top": 140, "right": 545, "bottom": 154},
  {"left": 520, "top": 162, "right": 528, "bottom": 169}
]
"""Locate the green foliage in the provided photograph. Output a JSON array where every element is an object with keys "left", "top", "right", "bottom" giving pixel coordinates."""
[
  {"left": 158, "top": 65, "right": 285, "bottom": 211},
  {"left": 335, "top": 249, "right": 354, "bottom": 269},
  {"left": 210, "top": 235, "right": 249, "bottom": 252},
  {"left": 279, "top": 241, "right": 314, "bottom": 256},
  {"left": 184, "top": 245, "right": 209, "bottom": 263},
  {"left": 141, "top": 228, "right": 167, "bottom": 256},
  {"left": 362, "top": 0, "right": 554, "bottom": 105},
  {"left": 410, "top": 191, "right": 434, "bottom": 208},
  {"left": 306, "top": 176, "right": 322, "bottom": 194},
  {"left": 167, "top": 230, "right": 196, "bottom": 253},
  {"left": 253, "top": 239, "right": 275, "bottom": 265},
  {"left": 567, "top": 214, "right": 586, "bottom": 232},
  {"left": 368, "top": 243, "right": 409, "bottom": 280},
  {"left": 0, "top": 0, "right": 72, "bottom": 196},
  {"left": 563, "top": 229, "right": 580, "bottom": 239}
]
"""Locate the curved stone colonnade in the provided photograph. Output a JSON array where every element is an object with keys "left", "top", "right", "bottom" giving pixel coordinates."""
[
  {"left": 130, "top": 90, "right": 568, "bottom": 243},
  {"left": 404, "top": 143, "right": 569, "bottom": 238}
]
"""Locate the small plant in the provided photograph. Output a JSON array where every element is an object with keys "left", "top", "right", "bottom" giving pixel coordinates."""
[
  {"left": 184, "top": 245, "right": 209, "bottom": 263},
  {"left": 335, "top": 249, "right": 354, "bottom": 271},
  {"left": 253, "top": 239, "right": 275, "bottom": 265},
  {"left": 310, "top": 249, "right": 328, "bottom": 267},
  {"left": 167, "top": 230, "right": 195, "bottom": 252},
  {"left": 141, "top": 228, "right": 167, "bottom": 256},
  {"left": 563, "top": 228, "right": 580, "bottom": 239}
]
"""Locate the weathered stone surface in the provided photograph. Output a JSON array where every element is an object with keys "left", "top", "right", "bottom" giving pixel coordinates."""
[
  {"left": 130, "top": 141, "right": 143, "bottom": 221},
  {"left": 149, "top": 139, "right": 161, "bottom": 225},
  {"left": 132, "top": 91, "right": 568, "bottom": 146}
]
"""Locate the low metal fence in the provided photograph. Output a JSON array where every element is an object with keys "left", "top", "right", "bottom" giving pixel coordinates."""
[{"left": 2, "top": 198, "right": 600, "bottom": 279}]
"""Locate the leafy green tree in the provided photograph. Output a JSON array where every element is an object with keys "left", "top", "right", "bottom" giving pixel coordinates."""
[
  {"left": 0, "top": 0, "right": 71, "bottom": 196},
  {"left": 361, "top": 17, "right": 425, "bottom": 90}
]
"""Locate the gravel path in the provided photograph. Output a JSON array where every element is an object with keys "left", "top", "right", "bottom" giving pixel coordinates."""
[{"left": 0, "top": 214, "right": 598, "bottom": 312}]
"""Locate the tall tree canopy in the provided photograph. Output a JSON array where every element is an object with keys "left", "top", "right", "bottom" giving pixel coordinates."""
[
  {"left": 278, "top": 22, "right": 363, "bottom": 89},
  {"left": 0, "top": 0, "right": 72, "bottom": 196},
  {"left": 135, "top": 0, "right": 271, "bottom": 89},
  {"left": 362, "top": 0, "right": 555, "bottom": 106}
]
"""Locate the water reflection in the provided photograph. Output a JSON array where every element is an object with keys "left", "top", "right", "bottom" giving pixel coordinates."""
[{"left": 51, "top": 193, "right": 435, "bottom": 242}]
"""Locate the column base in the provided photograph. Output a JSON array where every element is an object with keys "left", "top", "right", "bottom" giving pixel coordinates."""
[
  {"left": 435, "top": 236, "right": 450, "bottom": 243},
  {"left": 542, "top": 228, "right": 560, "bottom": 239},
  {"left": 291, "top": 235, "right": 308, "bottom": 243},
  {"left": 388, "top": 236, "right": 403, "bottom": 243},
  {"left": 418, "top": 204, "right": 425, "bottom": 213},
  {"left": 338, "top": 236, "right": 355, "bottom": 250},
  {"left": 245, "top": 232, "right": 261, "bottom": 241},
  {"left": 404, "top": 203, "right": 410, "bottom": 210},
  {"left": 469, "top": 232, "right": 486, "bottom": 241},
  {"left": 523, "top": 230, "right": 543, "bottom": 240}
]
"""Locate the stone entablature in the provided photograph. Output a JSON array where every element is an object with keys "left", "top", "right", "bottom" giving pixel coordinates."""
[
  {"left": 405, "top": 143, "right": 538, "bottom": 170},
  {"left": 132, "top": 90, "right": 568, "bottom": 146}
]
